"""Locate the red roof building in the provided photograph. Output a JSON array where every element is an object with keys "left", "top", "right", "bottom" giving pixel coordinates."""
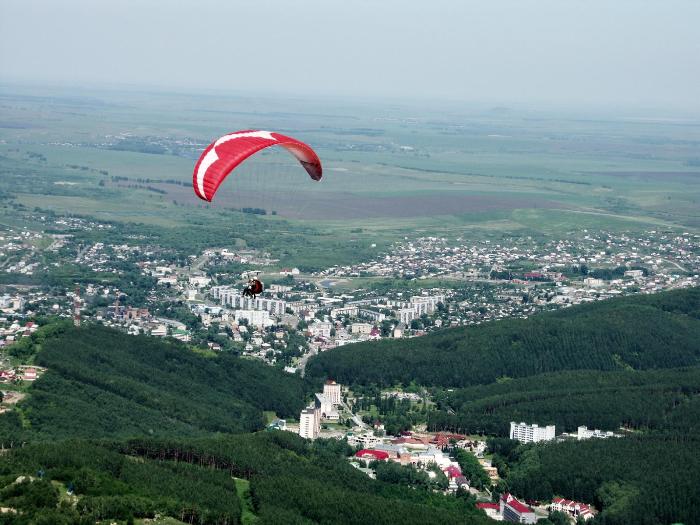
[
  {"left": 500, "top": 493, "right": 537, "bottom": 524},
  {"left": 355, "top": 449, "right": 389, "bottom": 462}
]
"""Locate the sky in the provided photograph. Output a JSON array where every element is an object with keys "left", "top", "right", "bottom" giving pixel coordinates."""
[{"left": 1, "top": 0, "right": 699, "bottom": 110}]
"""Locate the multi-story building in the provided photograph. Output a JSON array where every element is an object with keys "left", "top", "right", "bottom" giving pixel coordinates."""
[
  {"left": 211, "top": 286, "right": 286, "bottom": 315},
  {"left": 350, "top": 322, "right": 373, "bottom": 334},
  {"left": 500, "top": 493, "right": 537, "bottom": 524},
  {"left": 299, "top": 406, "right": 320, "bottom": 440},
  {"left": 358, "top": 308, "right": 386, "bottom": 322},
  {"left": 323, "top": 380, "right": 342, "bottom": 405},
  {"left": 331, "top": 305, "right": 359, "bottom": 318},
  {"left": 309, "top": 321, "right": 332, "bottom": 338},
  {"left": 397, "top": 308, "right": 417, "bottom": 325},
  {"left": 510, "top": 422, "right": 555, "bottom": 444},
  {"left": 234, "top": 309, "right": 271, "bottom": 329}
]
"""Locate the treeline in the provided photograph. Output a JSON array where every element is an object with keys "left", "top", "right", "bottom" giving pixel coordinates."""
[
  {"left": 497, "top": 433, "right": 700, "bottom": 525},
  {"left": 427, "top": 367, "right": 700, "bottom": 436},
  {"left": 0, "top": 433, "right": 493, "bottom": 524},
  {"left": 1, "top": 325, "right": 307, "bottom": 442},
  {"left": 307, "top": 288, "right": 700, "bottom": 387}
]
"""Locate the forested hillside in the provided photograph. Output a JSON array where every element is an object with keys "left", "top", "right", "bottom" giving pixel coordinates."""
[
  {"left": 307, "top": 288, "right": 700, "bottom": 387},
  {"left": 0, "top": 432, "right": 492, "bottom": 525},
  {"left": 1, "top": 325, "right": 307, "bottom": 441},
  {"left": 428, "top": 366, "right": 700, "bottom": 435},
  {"left": 493, "top": 433, "right": 700, "bottom": 525}
]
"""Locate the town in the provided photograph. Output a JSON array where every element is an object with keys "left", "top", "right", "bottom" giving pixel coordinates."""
[
  {"left": 1, "top": 215, "right": 698, "bottom": 369},
  {"left": 1, "top": 214, "right": 699, "bottom": 523}
]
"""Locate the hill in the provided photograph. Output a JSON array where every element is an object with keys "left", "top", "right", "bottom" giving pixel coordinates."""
[
  {"left": 0, "top": 433, "right": 492, "bottom": 525},
  {"left": 307, "top": 287, "right": 700, "bottom": 388},
  {"left": 495, "top": 432, "right": 700, "bottom": 525},
  {"left": 2, "top": 324, "right": 307, "bottom": 441},
  {"left": 428, "top": 366, "right": 700, "bottom": 435}
]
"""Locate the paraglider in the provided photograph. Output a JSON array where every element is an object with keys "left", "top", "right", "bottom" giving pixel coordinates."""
[
  {"left": 192, "top": 130, "right": 323, "bottom": 202},
  {"left": 243, "top": 277, "right": 264, "bottom": 299},
  {"left": 191, "top": 130, "right": 321, "bottom": 298}
]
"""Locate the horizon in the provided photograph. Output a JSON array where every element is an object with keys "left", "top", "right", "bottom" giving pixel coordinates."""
[{"left": 2, "top": 0, "right": 699, "bottom": 113}]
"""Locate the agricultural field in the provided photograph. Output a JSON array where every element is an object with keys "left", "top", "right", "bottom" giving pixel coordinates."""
[{"left": 1, "top": 84, "right": 699, "bottom": 267}]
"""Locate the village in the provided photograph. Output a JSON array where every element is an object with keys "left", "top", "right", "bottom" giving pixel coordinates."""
[{"left": 265, "top": 379, "right": 613, "bottom": 523}]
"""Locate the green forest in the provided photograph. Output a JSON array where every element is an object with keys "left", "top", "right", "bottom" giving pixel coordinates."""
[
  {"left": 490, "top": 433, "right": 700, "bottom": 525},
  {"left": 1, "top": 290, "right": 700, "bottom": 523},
  {"left": 428, "top": 366, "right": 700, "bottom": 435},
  {"left": 307, "top": 288, "right": 700, "bottom": 387},
  {"left": 0, "top": 433, "right": 492, "bottom": 525},
  {"left": 1, "top": 324, "right": 308, "bottom": 443}
]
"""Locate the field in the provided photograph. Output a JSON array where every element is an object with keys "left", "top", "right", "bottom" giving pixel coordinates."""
[{"left": 1, "top": 84, "right": 699, "bottom": 267}]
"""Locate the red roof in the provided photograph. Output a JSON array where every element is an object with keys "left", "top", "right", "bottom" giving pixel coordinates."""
[
  {"left": 502, "top": 493, "right": 533, "bottom": 515},
  {"left": 355, "top": 449, "right": 389, "bottom": 461},
  {"left": 476, "top": 503, "right": 499, "bottom": 510},
  {"left": 443, "top": 465, "right": 462, "bottom": 478}
]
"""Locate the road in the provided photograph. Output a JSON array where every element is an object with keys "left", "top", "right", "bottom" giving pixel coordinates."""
[{"left": 298, "top": 347, "right": 317, "bottom": 378}]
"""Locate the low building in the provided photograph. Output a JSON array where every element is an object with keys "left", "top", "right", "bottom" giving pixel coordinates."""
[
  {"left": 550, "top": 498, "right": 596, "bottom": 521},
  {"left": 577, "top": 425, "right": 619, "bottom": 440}
]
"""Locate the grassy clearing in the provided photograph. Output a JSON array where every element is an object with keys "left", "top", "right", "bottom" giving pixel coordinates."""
[{"left": 234, "top": 477, "right": 258, "bottom": 525}]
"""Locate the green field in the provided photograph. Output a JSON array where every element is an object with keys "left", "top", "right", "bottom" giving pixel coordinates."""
[{"left": 1, "top": 85, "right": 698, "bottom": 268}]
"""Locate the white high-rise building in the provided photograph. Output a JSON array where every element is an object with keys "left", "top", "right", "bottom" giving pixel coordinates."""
[
  {"left": 299, "top": 406, "right": 320, "bottom": 440},
  {"left": 234, "top": 309, "right": 272, "bottom": 329},
  {"left": 323, "top": 380, "right": 342, "bottom": 405},
  {"left": 510, "top": 422, "right": 556, "bottom": 444}
]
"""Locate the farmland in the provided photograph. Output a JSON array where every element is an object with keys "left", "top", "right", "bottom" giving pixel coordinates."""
[{"left": 1, "top": 85, "right": 699, "bottom": 263}]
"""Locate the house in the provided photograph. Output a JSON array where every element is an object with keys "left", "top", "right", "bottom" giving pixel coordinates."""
[{"left": 550, "top": 498, "right": 596, "bottom": 521}]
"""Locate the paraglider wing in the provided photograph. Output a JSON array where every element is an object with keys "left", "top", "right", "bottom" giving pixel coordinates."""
[{"left": 193, "top": 130, "right": 323, "bottom": 202}]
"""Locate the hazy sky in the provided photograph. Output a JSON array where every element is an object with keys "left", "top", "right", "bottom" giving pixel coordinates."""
[{"left": 1, "top": 0, "right": 699, "bottom": 110}]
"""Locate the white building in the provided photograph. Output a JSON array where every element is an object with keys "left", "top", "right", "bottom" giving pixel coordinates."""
[
  {"left": 314, "top": 393, "right": 339, "bottom": 421},
  {"left": 510, "top": 422, "right": 555, "bottom": 444},
  {"left": 309, "top": 321, "right": 332, "bottom": 338},
  {"left": 331, "top": 306, "right": 359, "bottom": 318},
  {"left": 397, "top": 308, "right": 417, "bottom": 325},
  {"left": 299, "top": 406, "right": 320, "bottom": 440},
  {"left": 323, "top": 380, "right": 342, "bottom": 405},
  {"left": 577, "top": 426, "right": 618, "bottom": 440},
  {"left": 350, "top": 322, "right": 373, "bottom": 335},
  {"left": 234, "top": 309, "right": 272, "bottom": 329},
  {"left": 211, "top": 286, "right": 287, "bottom": 315}
]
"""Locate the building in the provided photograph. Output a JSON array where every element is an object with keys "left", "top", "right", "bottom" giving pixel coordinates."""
[
  {"left": 550, "top": 498, "right": 596, "bottom": 521},
  {"left": 476, "top": 502, "right": 500, "bottom": 520},
  {"left": 308, "top": 321, "right": 332, "bottom": 338},
  {"left": 350, "top": 322, "right": 373, "bottom": 335},
  {"left": 323, "top": 380, "right": 342, "bottom": 405},
  {"left": 314, "top": 393, "right": 339, "bottom": 421},
  {"left": 510, "top": 422, "right": 555, "bottom": 444},
  {"left": 234, "top": 309, "right": 272, "bottom": 329},
  {"left": 299, "top": 406, "right": 320, "bottom": 440},
  {"left": 577, "top": 426, "right": 619, "bottom": 440},
  {"left": 500, "top": 493, "right": 537, "bottom": 524},
  {"left": 331, "top": 305, "right": 358, "bottom": 318}
]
